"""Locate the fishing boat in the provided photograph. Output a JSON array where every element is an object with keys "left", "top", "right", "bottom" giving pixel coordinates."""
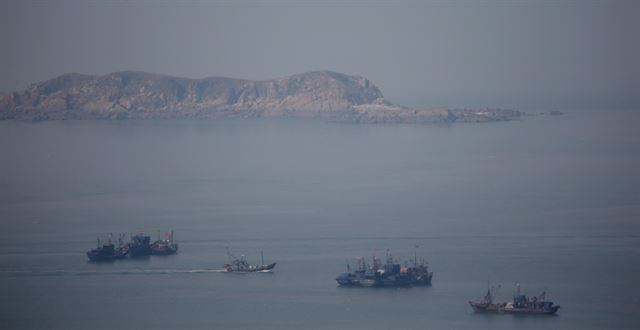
[
  {"left": 468, "top": 283, "right": 505, "bottom": 313},
  {"left": 128, "top": 233, "right": 152, "bottom": 257},
  {"left": 469, "top": 283, "right": 560, "bottom": 315},
  {"left": 503, "top": 284, "right": 560, "bottom": 315},
  {"left": 223, "top": 248, "right": 276, "bottom": 273},
  {"left": 151, "top": 230, "right": 178, "bottom": 255},
  {"left": 86, "top": 234, "right": 129, "bottom": 262},
  {"left": 336, "top": 250, "right": 433, "bottom": 287}
]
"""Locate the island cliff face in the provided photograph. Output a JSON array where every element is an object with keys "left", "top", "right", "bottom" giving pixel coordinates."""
[{"left": 0, "top": 70, "right": 522, "bottom": 123}]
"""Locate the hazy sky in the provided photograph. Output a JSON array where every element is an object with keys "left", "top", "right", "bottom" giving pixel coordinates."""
[{"left": 1, "top": 0, "right": 638, "bottom": 110}]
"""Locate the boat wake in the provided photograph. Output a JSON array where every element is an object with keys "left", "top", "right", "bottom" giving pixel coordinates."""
[{"left": 2, "top": 269, "right": 228, "bottom": 277}]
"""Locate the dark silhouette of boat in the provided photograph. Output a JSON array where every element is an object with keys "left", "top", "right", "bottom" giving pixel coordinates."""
[
  {"left": 128, "top": 233, "right": 152, "bottom": 257},
  {"left": 504, "top": 284, "right": 560, "bottom": 315},
  {"left": 469, "top": 284, "right": 560, "bottom": 315},
  {"left": 336, "top": 250, "right": 433, "bottom": 287},
  {"left": 86, "top": 234, "right": 129, "bottom": 262},
  {"left": 223, "top": 248, "right": 276, "bottom": 272},
  {"left": 468, "top": 283, "right": 505, "bottom": 313},
  {"left": 150, "top": 230, "right": 178, "bottom": 255}
]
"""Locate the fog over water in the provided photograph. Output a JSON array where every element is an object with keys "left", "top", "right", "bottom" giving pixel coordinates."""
[
  {"left": 1, "top": 111, "right": 639, "bottom": 329},
  {"left": 1, "top": 1, "right": 639, "bottom": 329},
  {"left": 1, "top": 0, "right": 638, "bottom": 109}
]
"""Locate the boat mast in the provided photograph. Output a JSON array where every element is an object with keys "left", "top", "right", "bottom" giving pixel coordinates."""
[{"left": 226, "top": 247, "right": 235, "bottom": 264}]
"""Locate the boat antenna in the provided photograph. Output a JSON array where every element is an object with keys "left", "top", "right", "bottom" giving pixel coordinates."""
[
  {"left": 226, "top": 247, "right": 237, "bottom": 263},
  {"left": 492, "top": 284, "right": 501, "bottom": 301}
]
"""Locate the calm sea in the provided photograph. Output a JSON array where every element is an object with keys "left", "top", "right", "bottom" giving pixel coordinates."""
[{"left": 1, "top": 110, "right": 639, "bottom": 329}]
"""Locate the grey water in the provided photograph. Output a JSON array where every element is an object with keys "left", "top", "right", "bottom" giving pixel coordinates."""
[{"left": 0, "top": 110, "right": 639, "bottom": 329}]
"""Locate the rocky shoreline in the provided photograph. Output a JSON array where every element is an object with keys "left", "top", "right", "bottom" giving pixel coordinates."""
[{"left": 0, "top": 70, "right": 524, "bottom": 123}]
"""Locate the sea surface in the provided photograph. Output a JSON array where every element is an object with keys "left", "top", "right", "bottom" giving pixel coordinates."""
[{"left": 1, "top": 110, "right": 639, "bottom": 329}]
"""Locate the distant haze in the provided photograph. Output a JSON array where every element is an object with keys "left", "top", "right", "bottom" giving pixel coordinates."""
[{"left": 1, "top": 0, "right": 638, "bottom": 110}]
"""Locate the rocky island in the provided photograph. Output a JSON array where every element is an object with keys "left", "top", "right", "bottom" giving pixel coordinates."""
[{"left": 0, "top": 70, "right": 523, "bottom": 123}]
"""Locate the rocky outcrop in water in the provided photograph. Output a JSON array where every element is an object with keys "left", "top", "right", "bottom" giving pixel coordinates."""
[{"left": 0, "top": 70, "right": 523, "bottom": 123}]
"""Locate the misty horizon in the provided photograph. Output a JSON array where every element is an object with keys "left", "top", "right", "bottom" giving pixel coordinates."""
[
  {"left": 1, "top": 0, "right": 638, "bottom": 110},
  {"left": 2, "top": 1, "right": 640, "bottom": 329}
]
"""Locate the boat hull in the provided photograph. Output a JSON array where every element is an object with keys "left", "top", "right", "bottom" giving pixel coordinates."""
[
  {"left": 503, "top": 306, "right": 560, "bottom": 315},
  {"left": 468, "top": 302, "right": 503, "bottom": 313},
  {"left": 336, "top": 272, "right": 432, "bottom": 287},
  {"left": 469, "top": 302, "right": 560, "bottom": 315},
  {"left": 225, "top": 262, "right": 277, "bottom": 273},
  {"left": 150, "top": 242, "right": 178, "bottom": 255},
  {"left": 86, "top": 244, "right": 128, "bottom": 262}
]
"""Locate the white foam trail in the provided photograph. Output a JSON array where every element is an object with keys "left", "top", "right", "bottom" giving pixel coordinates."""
[{"left": 2, "top": 269, "right": 228, "bottom": 277}]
